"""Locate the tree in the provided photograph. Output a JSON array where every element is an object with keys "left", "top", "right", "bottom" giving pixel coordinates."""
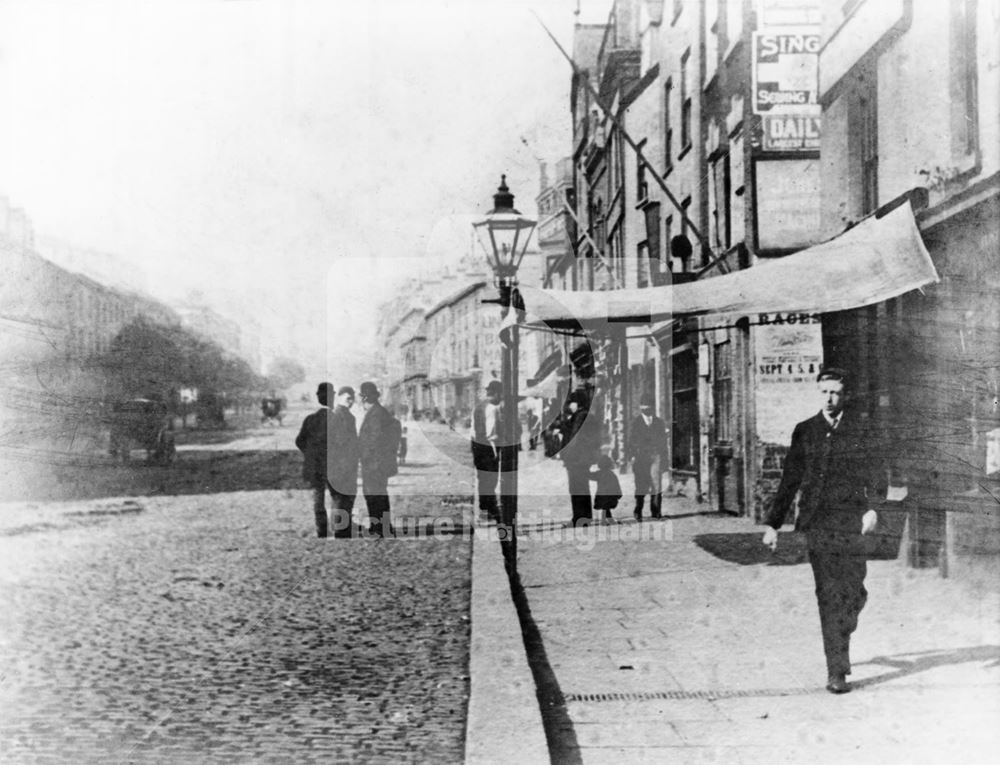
[
  {"left": 266, "top": 357, "right": 306, "bottom": 391},
  {"left": 99, "top": 318, "right": 266, "bottom": 408}
]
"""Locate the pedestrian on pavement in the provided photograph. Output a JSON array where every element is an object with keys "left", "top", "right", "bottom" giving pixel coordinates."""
[
  {"left": 589, "top": 454, "right": 622, "bottom": 522},
  {"left": 527, "top": 410, "right": 540, "bottom": 451},
  {"left": 470, "top": 380, "right": 502, "bottom": 523},
  {"left": 762, "top": 366, "right": 887, "bottom": 694},
  {"left": 625, "top": 393, "right": 669, "bottom": 521},
  {"left": 358, "top": 381, "right": 399, "bottom": 538},
  {"left": 295, "top": 382, "right": 339, "bottom": 538},
  {"left": 326, "top": 386, "right": 360, "bottom": 538},
  {"left": 559, "top": 391, "right": 599, "bottom": 526}
]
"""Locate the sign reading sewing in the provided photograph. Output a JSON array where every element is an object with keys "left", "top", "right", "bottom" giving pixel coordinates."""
[
  {"left": 752, "top": 31, "right": 821, "bottom": 115},
  {"left": 754, "top": 313, "right": 823, "bottom": 443}
]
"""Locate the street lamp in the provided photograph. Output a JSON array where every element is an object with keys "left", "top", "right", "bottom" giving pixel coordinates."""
[{"left": 473, "top": 176, "right": 536, "bottom": 573}]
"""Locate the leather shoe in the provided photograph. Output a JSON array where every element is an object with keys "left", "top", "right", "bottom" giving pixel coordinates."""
[{"left": 825, "top": 674, "right": 850, "bottom": 694}]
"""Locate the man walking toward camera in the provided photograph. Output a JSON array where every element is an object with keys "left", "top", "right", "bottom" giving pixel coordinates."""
[
  {"left": 762, "top": 367, "right": 886, "bottom": 694},
  {"left": 626, "top": 393, "right": 669, "bottom": 521}
]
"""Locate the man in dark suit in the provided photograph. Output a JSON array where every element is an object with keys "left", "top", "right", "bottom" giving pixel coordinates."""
[
  {"left": 763, "top": 367, "right": 886, "bottom": 694},
  {"left": 625, "top": 392, "right": 669, "bottom": 521},
  {"left": 358, "top": 381, "right": 398, "bottom": 538},
  {"left": 326, "top": 386, "right": 360, "bottom": 538},
  {"left": 470, "top": 380, "right": 502, "bottom": 523},
  {"left": 559, "top": 391, "right": 599, "bottom": 526},
  {"left": 295, "top": 382, "right": 337, "bottom": 537}
]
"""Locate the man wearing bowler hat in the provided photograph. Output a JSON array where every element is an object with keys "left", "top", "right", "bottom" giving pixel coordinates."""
[
  {"left": 358, "top": 381, "right": 398, "bottom": 537},
  {"left": 470, "top": 380, "right": 503, "bottom": 522},
  {"left": 763, "top": 366, "right": 887, "bottom": 694},
  {"left": 295, "top": 382, "right": 345, "bottom": 537},
  {"left": 626, "top": 392, "right": 669, "bottom": 521}
]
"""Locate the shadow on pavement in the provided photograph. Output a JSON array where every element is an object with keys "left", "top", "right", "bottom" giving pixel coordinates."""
[
  {"left": 693, "top": 531, "right": 809, "bottom": 566},
  {"left": 509, "top": 571, "right": 583, "bottom": 765},
  {"left": 854, "top": 645, "right": 1000, "bottom": 688}
]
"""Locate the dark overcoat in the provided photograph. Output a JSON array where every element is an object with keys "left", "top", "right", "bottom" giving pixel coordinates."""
[
  {"left": 359, "top": 402, "right": 397, "bottom": 487},
  {"left": 765, "top": 411, "right": 886, "bottom": 534}
]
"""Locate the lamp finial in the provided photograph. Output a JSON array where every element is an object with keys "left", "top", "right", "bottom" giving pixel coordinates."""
[{"left": 493, "top": 175, "right": 516, "bottom": 213}]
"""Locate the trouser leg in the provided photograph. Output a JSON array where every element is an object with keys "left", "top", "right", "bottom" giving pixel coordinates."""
[
  {"left": 477, "top": 468, "right": 500, "bottom": 521},
  {"left": 311, "top": 483, "right": 328, "bottom": 538},
  {"left": 365, "top": 490, "right": 391, "bottom": 537},
  {"left": 329, "top": 488, "right": 355, "bottom": 538},
  {"left": 650, "top": 492, "right": 663, "bottom": 518},
  {"left": 634, "top": 494, "right": 645, "bottom": 519},
  {"left": 566, "top": 466, "right": 592, "bottom": 524},
  {"left": 808, "top": 532, "right": 868, "bottom": 676}
]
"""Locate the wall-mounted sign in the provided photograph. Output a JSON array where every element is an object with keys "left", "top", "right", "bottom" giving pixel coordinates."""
[
  {"left": 757, "top": 0, "right": 821, "bottom": 28},
  {"left": 752, "top": 31, "right": 821, "bottom": 115},
  {"left": 754, "top": 159, "right": 821, "bottom": 250},
  {"left": 762, "top": 115, "right": 821, "bottom": 151},
  {"left": 754, "top": 314, "right": 823, "bottom": 444}
]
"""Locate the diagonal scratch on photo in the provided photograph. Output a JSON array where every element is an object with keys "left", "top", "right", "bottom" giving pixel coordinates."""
[{"left": 1, "top": 0, "right": 999, "bottom": 763}]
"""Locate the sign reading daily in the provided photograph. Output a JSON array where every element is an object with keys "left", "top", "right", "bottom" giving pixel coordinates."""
[
  {"left": 762, "top": 115, "right": 820, "bottom": 151},
  {"left": 752, "top": 31, "right": 820, "bottom": 115}
]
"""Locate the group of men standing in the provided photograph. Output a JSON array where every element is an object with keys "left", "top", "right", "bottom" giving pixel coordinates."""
[{"left": 295, "top": 381, "right": 400, "bottom": 538}]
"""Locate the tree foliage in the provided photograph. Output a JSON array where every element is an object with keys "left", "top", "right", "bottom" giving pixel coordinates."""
[
  {"left": 265, "top": 356, "right": 306, "bottom": 391},
  {"left": 98, "top": 317, "right": 265, "bottom": 404}
]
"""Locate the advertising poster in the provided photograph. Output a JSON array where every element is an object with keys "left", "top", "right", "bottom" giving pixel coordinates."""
[
  {"left": 762, "top": 114, "right": 821, "bottom": 151},
  {"left": 754, "top": 312, "right": 824, "bottom": 443},
  {"left": 752, "top": 30, "right": 821, "bottom": 115}
]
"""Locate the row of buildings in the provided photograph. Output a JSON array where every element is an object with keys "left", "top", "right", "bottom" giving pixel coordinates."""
[
  {"left": 375, "top": 250, "right": 545, "bottom": 427},
  {"left": 1, "top": 199, "right": 264, "bottom": 417},
  {"left": 378, "top": 0, "right": 998, "bottom": 576},
  {"left": 540, "top": 0, "right": 997, "bottom": 574}
]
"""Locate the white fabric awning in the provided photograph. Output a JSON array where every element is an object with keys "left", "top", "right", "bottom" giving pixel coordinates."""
[{"left": 521, "top": 202, "right": 938, "bottom": 330}]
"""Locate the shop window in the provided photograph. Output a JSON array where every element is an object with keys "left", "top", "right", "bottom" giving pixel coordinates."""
[
  {"left": 713, "top": 340, "right": 733, "bottom": 442},
  {"left": 671, "top": 330, "right": 699, "bottom": 473}
]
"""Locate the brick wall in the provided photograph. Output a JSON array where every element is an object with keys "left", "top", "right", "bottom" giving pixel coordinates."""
[{"left": 753, "top": 440, "right": 788, "bottom": 521}]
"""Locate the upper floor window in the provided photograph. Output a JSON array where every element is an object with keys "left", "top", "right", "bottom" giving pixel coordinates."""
[
  {"left": 638, "top": 241, "right": 650, "bottom": 289},
  {"left": 710, "top": 151, "right": 731, "bottom": 251},
  {"left": 663, "top": 78, "right": 674, "bottom": 171},
  {"left": 637, "top": 139, "right": 649, "bottom": 202},
  {"left": 952, "top": 0, "right": 979, "bottom": 157},
  {"left": 859, "top": 76, "right": 878, "bottom": 215},
  {"left": 680, "top": 49, "right": 692, "bottom": 150}
]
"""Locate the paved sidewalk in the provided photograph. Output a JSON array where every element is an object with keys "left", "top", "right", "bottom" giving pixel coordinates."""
[{"left": 502, "top": 455, "right": 1000, "bottom": 764}]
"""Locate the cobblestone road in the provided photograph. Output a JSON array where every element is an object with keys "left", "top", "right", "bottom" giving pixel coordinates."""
[{"left": 0, "top": 413, "right": 479, "bottom": 764}]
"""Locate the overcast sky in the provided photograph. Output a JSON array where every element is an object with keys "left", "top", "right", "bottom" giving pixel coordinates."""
[{"left": 0, "top": 0, "right": 611, "bottom": 378}]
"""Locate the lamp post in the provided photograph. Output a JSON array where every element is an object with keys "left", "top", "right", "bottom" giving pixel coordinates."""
[{"left": 473, "top": 176, "right": 537, "bottom": 573}]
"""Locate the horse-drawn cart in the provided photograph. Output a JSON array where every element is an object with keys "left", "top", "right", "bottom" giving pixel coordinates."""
[{"left": 108, "top": 398, "right": 176, "bottom": 465}]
